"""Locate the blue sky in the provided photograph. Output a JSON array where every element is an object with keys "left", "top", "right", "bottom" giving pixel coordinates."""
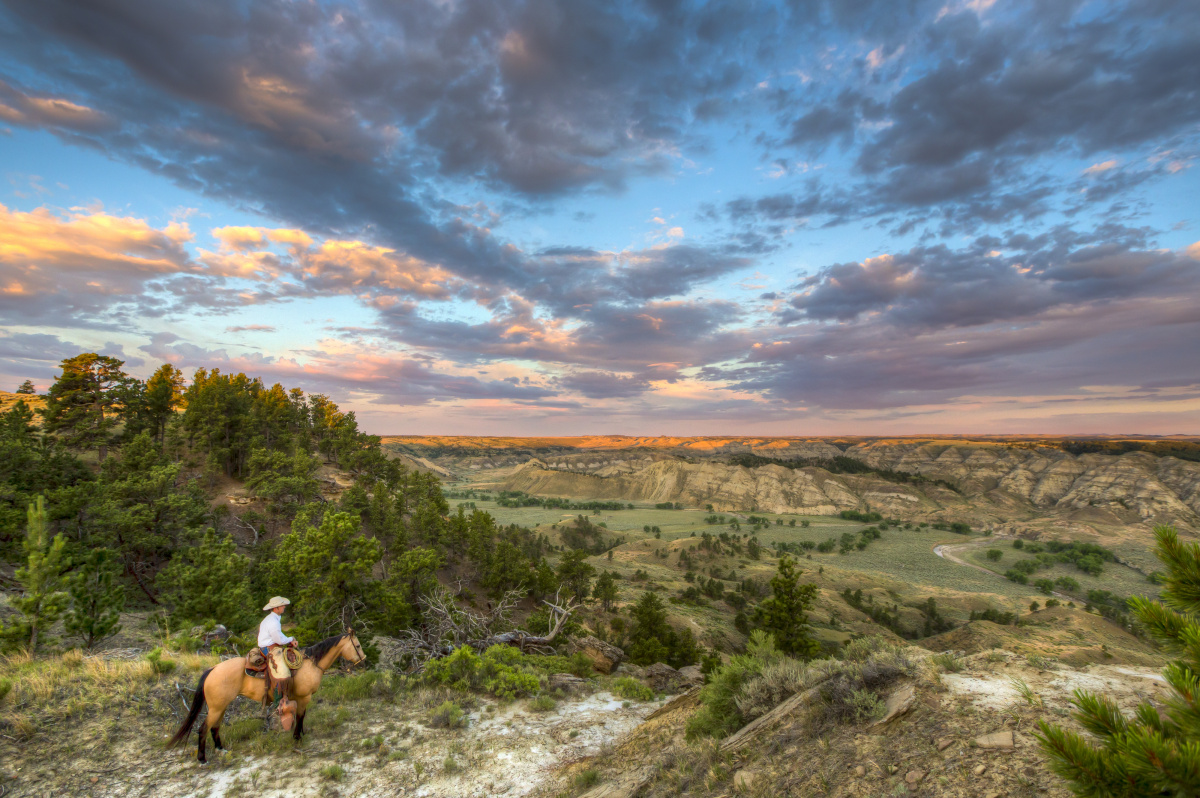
[{"left": 1, "top": 0, "right": 1198, "bottom": 435}]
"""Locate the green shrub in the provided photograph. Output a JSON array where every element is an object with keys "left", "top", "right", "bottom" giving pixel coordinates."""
[
  {"left": 686, "top": 631, "right": 781, "bottom": 740},
  {"left": 428, "top": 700, "right": 467, "bottom": 729},
  {"left": 144, "top": 647, "right": 176, "bottom": 675},
  {"left": 986, "top": 549, "right": 1003, "bottom": 562},
  {"left": 320, "top": 765, "right": 346, "bottom": 781},
  {"left": 932, "top": 652, "right": 964, "bottom": 673},
  {"left": 848, "top": 688, "right": 885, "bottom": 722},
  {"left": 443, "top": 756, "right": 459, "bottom": 773},
  {"left": 421, "top": 644, "right": 541, "bottom": 699},
  {"left": 0, "top": 678, "right": 10, "bottom": 703},
  {"left": 530, "top": 694, "right": 557, "bottom": 712},
  {"left": 574, "top": 769, "right": 601, "bottom": 789},
  {"left": 612, "top": 676, "right": 654, "bottom": 702}
]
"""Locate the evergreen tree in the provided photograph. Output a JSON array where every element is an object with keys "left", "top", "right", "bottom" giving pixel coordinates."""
[
  {"left": 753, "top": 556, "right": 819, "bottom": 659},
  {"left": 594, "top": 570, "right": 619, "bottom": 612},
  {"left": 78, "top": 432, "right": 211, "bottom": 603},
  {"left": 3, "top": 497, "right": 70, "bottom": 650},
  {"left": 143, "top": 364, "right": 184, "bottom": 445},
  {"left": 0, "top": 399, "right": 37, "bottom": 445},
  {"left": 557, "top": 549, "right": 595, "bottom": 602},
  {"left": 40, "top": 353, "right": 127, "bottom": 461},
  {"left": 531, "top": 558, "right": 559, "bottom": 600},
  {"left": 1036, "top": 526, "right": 1200, "bottom": 796},
  {"left": 157, "top": 529, "right": 256, "bottom": 632},
  {"left": 270, "top": 508, "right": 383, "bottom": 638},
  {"left": 65, "top": 547, "right": 124, "bottom": 648},
  {"left": 245, "top": 447, "right": 321, "bottom": 515},
  {"left": 626, "top": 590, "right": 672, "bottom": 665},
  {"left": 15, "top": 379, "right": 36, "bottom": 394}
]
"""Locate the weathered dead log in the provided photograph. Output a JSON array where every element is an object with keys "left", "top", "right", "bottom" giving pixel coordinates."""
[{"left": 719, "top": 678, "right": 832, "bottom": 755}]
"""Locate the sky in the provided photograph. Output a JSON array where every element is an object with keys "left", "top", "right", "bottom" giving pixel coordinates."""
[{"left": 0, "top": 0, "right": 1198, "bottom": 436}]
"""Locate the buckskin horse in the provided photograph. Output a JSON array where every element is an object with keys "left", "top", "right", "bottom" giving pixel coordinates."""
[{"left": 169, "top": 629, "right": 368, "bottom": 762}]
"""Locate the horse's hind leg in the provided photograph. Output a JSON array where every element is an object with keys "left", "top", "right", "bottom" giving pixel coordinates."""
[
  {"left": 208, "top": 705, "right": 229, "bottom": 751},
  {"left": 197, "top": 718, "right": 208, "bottom": 764},
  {"left": 293, "top": 695, "right": 311, "bottom": 741}
]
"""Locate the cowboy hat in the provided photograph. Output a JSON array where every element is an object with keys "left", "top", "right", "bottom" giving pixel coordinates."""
[{"left": 263, "top": 596, "right": 292, "bottom": 611}]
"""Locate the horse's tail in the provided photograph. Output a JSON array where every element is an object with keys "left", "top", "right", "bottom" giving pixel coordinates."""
[{"left": 169, "top": 667, "right": 211, "bottom": 747}]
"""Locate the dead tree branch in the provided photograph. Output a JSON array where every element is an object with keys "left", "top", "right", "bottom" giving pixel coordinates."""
[{"left": 386, "top": 586, "right": 578, "bottom": 671}]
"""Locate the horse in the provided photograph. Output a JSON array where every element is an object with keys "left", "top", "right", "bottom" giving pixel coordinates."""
[{"left": 169, "top": 629, "right": 367, "bottom": 763}]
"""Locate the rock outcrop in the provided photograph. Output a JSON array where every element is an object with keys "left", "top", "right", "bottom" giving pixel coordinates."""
[
  {"left": 497, "top": 441, "right": 1199, "bottom": 529},
  {"left": 568, "top": 636, "right": 625, "bottom": 674}
]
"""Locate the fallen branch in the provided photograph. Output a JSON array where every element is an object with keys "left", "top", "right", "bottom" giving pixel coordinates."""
[{"left": 388, "top": 587, "right": 578, "bottom": 671}]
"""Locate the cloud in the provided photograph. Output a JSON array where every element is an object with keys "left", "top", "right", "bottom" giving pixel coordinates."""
[
  {"left": 138, "top": 336, "right": 557, "bottom": 407},
  {"left": 225, "top": 324, "right": 276, "bottom": 333},
  {"left": 0, "top": 203, "right": 193, "bottom": 325}
]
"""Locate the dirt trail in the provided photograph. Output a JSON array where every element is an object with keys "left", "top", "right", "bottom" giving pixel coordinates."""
[{"left": 1, "top": 688, "right": 667, "bottom": 798}]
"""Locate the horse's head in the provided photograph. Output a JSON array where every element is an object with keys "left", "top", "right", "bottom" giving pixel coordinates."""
[{"left": 342, "top": 628, "right": 367, "bottom": 667}]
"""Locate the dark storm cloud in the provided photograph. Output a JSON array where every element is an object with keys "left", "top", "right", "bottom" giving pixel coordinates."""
[
  {"left": 0, "top": 0, "right": 791, "bottom": 306},
  {"left": 727, "top": 0, "right": 1200, "bottom": 236},
  {"left": 783, "top": 230, "right": 1200, "bottom": 329}
]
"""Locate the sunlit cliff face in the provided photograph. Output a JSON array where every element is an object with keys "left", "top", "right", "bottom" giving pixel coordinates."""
[{"left": 1, "top": 0, "right": 1197, "bottom": 435}]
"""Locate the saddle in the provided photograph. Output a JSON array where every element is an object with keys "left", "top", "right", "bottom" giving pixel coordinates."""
[{"left": 248, "top": 645, "right": 305, "bottom": 731}]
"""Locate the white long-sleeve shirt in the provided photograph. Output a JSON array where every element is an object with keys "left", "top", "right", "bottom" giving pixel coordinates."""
[{"left": 258, "top": 612, "right": 295, "bottom": 648}]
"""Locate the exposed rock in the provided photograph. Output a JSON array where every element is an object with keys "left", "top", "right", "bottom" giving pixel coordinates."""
[
  {"left": 733, "top": 769, "right": 757, "bottom": 791},
  {"left": 643, "top": 662, "right": 684, "bottom": 693},
  {"left": 494, "top": 439, "right": 1200, "bottom": 527},
  {"left": 548, "top": 673, "right": 587, "bottom": 694},
  {"left": 677, "top": 665, "right": 704, "bottom": 687},
  {"left": 872, "top": 684, "right": 915, "bottom": 727},
  {"left": 569, "top": 636, "right": 625, "bottom": 674},
  {"left": 936, "top": 737, "right": 953, "bottom": 751},
  {"left": 974, "top": 764, "right": 987, "bottom": 776},
  {"left": 905, "top": 770, "right": 926, "bottom": 784},
  {"left": 616, "top": 662, "right": 646, "bottom": 680},
  {"left": 975, "top": 731, "right": 1015, "bottom": 750},
  {"left": 854, "top": 765, "right": 866, "bottom": 777}
]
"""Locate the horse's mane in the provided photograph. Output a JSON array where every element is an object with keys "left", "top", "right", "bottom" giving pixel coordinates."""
[{"left": 303, "top": 633, "right": 347, "bottom": 662}]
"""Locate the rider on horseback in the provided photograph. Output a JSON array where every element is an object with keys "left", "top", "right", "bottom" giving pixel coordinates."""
[{"left": 258, "top": 596, "right": 300, "bottom": 729}]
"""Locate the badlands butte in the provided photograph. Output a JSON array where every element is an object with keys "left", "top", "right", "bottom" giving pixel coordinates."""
[{"left": 385, "top": 434, "right": 1200, "bottom": 535}]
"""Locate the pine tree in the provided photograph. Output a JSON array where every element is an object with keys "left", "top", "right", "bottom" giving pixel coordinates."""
[
  {"left": 15, "top": 379, "right": 36, "bottom": 395},
  {"left": 0, "top": 399, "right": 37, "bottom": 445},
  {"left": 627, "top": 591, "right": 671, "bottom": 665},
  {"left": 157, "top": 529, "right": 256, "bottom": 633},
  {"left": 65, "top": 547, "right": 124, "bottom": 648},
  {"left": 753, "top": 555, "right": 819, "bottom": 659},
  {"left": 40, "top": 353, "right": 127, "bottom": 461},
  {"left": 594, "top": 570, "right": 619, "bottom": 612},
  {"left": 556, "top": 549, "right": 595, "bottom": 602},
  {"left": 5, "top": 497, "right": 70, "bottom": 650},
  {"left": 1036, "top": 525, "right": 1200, "bottom": 796},
  {"left": 270, "top": 508, "right": 382, "bottom": 638}
]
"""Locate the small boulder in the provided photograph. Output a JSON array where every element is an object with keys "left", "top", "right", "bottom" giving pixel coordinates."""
[
  {"left": 677, "top": 665, "right": 705, "bottom": 687},
  {"left": 872, "top": 684, "right": 915, "bottom": 727},
  {"left": 974, "top": 765, "right": 987, "bottom": 776},
  {"left": 643, "top": 662, "right": 684, "bottom": 693},
  {"left": 936, "top": 737, "right": 953, "bottom": 751},
  {"left": 975, "top": 731, "right": 1015, "bottom": 750},
  {"left": 617, "top": 663, "right": 646, "bottom": 680},
  {"left": 854, "top": 765, "right": 866, "bottom": 777},
  {"left": 733, "top": 769, "right": 757, "bottom": 792},
  {"left": 548, "top": 673, "right": 587, "bottom": 695},
  {"left": 905, "top": 770, "right": 926, "bottom": 785},
  {"left": 203, "top": 624, "right": 230, "bottom": 644},
  {"left": 569, "top": 636, "right": 625, "bottom": 675}
]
